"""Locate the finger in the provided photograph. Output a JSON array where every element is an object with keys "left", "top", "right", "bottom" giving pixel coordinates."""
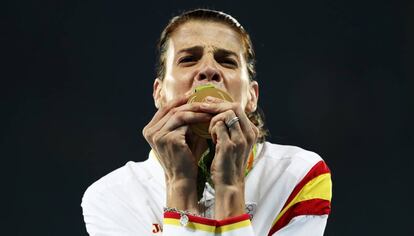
[
  {"left": 209, "top": 110, "right": 242, "bottom": 140},
  {"left": 161, "top": 111, "right": 212, "bottom": 132},
  {"left": 205, "top": 96, "right": 225, "bottom": 104},
  {"left": 144, "top": 96, "right": 190, "bottom": 141},
  {"left": 147, "top": 102, "right": 209, "bottom": 135},
  {"left": 211, "top": 120, "right": 229, "bottom": 144},
  {"left": 146, "top": 94, "right": 191, "bottom": 127},
  {"left": 201, "top": 102, "right": 250, "bottom": 133},
  {"left": 226, "top": 115, "right": 243, "bottom": 140},
  {"left": 249, "top": 120, "right": 260, "bottom": 141},
  {"left": 208, "top": 110, "right": 231, "bottom": 133},
  {"left": 168, "top": 126, "right": 189, "bottom": 143}
]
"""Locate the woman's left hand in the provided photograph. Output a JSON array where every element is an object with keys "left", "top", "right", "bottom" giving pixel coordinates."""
[{"left": 200, "top": 96, "right": 259, "bottom": 219}]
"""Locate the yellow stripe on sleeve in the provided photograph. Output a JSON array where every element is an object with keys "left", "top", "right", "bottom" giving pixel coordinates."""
[
  {"left": 216, "top": 219, "right": 251, "bottom": 233},
  {"left": 163, "top": 218, "right": 216, "bottom": 233},
  {"left": 272, "top": 173, "right": 332, "bottom": 227}
]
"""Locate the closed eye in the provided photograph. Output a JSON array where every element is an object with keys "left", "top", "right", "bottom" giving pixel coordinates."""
[
  {"left": 178, "top": 56, "right": 198, "bottom": 65},
  {"left": 218, "top": 58, "right": 238, "bottom": 68}
]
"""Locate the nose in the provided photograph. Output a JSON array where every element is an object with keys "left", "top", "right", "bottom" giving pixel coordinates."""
[{"left": 195, "top": 61, "right": 221, "bottom": 83}]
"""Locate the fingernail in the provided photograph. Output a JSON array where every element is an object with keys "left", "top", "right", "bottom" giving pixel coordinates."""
[
  {"left": 205, "top": 96, "right": 214, "bottom": 102},
  {"left": 201, "top": 103, "right": 210, "bottom": 108}
]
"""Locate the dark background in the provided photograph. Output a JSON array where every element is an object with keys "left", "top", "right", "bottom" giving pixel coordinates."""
[{"left": 4, "top": 0, "right": 413, "bottom": 235}]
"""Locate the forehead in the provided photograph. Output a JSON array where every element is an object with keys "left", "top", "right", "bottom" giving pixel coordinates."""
[{"left": 169, "top": 20, "right": 244, "bottom": 54}]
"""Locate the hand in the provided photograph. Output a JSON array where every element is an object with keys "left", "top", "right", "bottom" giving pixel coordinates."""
[
  {"left": 142, "top": 95, "right": 212, "bottom": 212},
  {"left": 201, "top": 96, "right": 259, "bottom": 186},
  {"left": 199, "top": 96, "right": 259, "bottom": 219}
]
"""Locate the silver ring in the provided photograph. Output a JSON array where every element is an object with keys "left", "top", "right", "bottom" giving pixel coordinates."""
[{"left": 226, "top": 116, "right": 240, "bottom": 129}]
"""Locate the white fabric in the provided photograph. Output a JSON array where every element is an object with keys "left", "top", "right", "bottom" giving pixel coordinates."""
[
  {"left": 274, "top": 215, "right": 328, "bottom": 236},
  {"left": 82, "top": 142, "right": 329, "bottom": 235}
]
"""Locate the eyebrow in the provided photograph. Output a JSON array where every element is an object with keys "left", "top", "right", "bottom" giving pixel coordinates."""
[
  {"left": 176, "top": 46, "right": 204, "bottom": 55},
  {"left": 176, "top": 46, "right": 239, "bottom": 59},
  {"left": 213, "top": 47, "right": 239, "bottom": 59}
]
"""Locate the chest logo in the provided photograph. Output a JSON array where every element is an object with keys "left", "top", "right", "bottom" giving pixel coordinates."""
[{"left": 152, "top": 223, "right": 163, "bottom": 234}]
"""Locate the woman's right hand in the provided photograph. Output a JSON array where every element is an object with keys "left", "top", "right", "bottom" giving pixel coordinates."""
[
  {"left": 142, "top": 95, "right": 212, "bottom": 212},
  {"left": 142, "top": 95, "right": 212, "bottom": 181}
]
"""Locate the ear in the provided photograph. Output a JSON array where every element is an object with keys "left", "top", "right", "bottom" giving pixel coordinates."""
[
  {"left": 246, "top": 81, "right": 259, "bottom": 113},
  {"left": 153, "top": 78, "right": 163, "bottom": 109}
]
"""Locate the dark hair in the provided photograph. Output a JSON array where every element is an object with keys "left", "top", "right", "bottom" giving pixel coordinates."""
[{"left": 156, "top": 9, "right": 269, "bottom": 142}]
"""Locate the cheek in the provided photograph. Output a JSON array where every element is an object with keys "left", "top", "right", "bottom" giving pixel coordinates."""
[
  {"left": 162, "top": 75, "right": 193, "bottom": 102},
  {"left": 226, "top": 79, "right": 250, "bottom": 107}
]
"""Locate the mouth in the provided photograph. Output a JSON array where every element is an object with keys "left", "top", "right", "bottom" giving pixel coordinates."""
[{"left": 190, "top": 83, "right": 227, "bottom": 95}]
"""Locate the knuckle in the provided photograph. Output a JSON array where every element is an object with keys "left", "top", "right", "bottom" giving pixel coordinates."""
[
  {"left": 233, "top": 138, "right": 244, "bottom": 147},
  {"left": 142, "top": 127, "right": 147, "bottom": 138},
  {"left": 153, "top": 133, "right": 164, "bottom": 144},
  {"left": 215, "top": 142, "right": 222, "bottom": 150},
  {"left": 221, "top": 142, "right": 229, "bottom": 150},
  {"left": 211, "top": 115, "right": 221, "bottom": 125},
  {"left": 210, "top": 116, "right": 217, "bottom": 124},
  {"left": 244, "top": 130, "right": 253, "bottom": 142},
  {"left": 246, "top": 135, "right": 253, "bottom": 145},
  {"left": 210, "top": 126, "right": 215, "bottom": 135},
  {"left": 175, "top": 140, "right": 187, "bottom": 149},
  {"left": 228, "top": 110, "right": 236, "bottom": 118},
  {"left": 170, "top": 107, "right": 178, "bottom": 114},
  {"left": 167, "top": 133, "right": 185, "bottom": 147},
  {"left": 228, "top": 141, "right": 238, "bottom": 150},
  {"left": 174, "top": 112, "right": 185, "bottom": 122},
  {"left": 143, "top": 128, "right": 153, "bottom": 142},
  {"left": 160, "top": 105, "right": 169, "bottom": 114},
  {"left": 152, "top": 133, "right": 159, "bottom": 142},
  {"left": 217, "top": 120, "right": 225, "bottom": 127},
  {"left": 190, "top": 102, "right": 199, "bottom": 110}
]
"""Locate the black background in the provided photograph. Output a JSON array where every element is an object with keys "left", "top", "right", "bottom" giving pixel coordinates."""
[{"left": 4, "top": 0, "right": 413, "bottom": 235}]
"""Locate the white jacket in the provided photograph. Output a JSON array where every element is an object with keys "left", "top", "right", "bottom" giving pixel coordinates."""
[{"left": 82, "top": 142, "right": 332, "bottom": 236}]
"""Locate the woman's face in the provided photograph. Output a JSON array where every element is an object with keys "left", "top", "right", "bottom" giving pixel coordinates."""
[{"left": 153, "top": 20, "right": 258, "bottom": 113}]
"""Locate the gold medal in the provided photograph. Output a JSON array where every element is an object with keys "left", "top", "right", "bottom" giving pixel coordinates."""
[{"left": 187, "top": 84, "right": 233, "bottom": 138}]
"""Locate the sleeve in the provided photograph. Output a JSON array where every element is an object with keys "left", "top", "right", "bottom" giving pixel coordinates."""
[
  {"left": 82, "top": 186, "right": 257, "bottom": 236},
  {"left": 163, "top": 212, "right": 256, "bottom": 236},
  {"left": 272, "top": 215, "right": 328, "bottom": 236},
  {"left": 267, "top": 160, "right": 333, "bottom": 236},
  {"left": 81, "top": 187, "right": 153, "bottom": 235}
]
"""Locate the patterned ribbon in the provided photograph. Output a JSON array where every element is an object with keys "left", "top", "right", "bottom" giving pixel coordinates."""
[{"left": 196, "top": 141, "right": 257, "bottom": 200}]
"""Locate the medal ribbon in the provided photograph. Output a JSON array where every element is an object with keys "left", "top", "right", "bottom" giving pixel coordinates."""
[{"left": 196, "top": 141, "right": 257, "bottom": 200}]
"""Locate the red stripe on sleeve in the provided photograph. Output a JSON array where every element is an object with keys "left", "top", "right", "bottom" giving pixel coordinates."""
[
  {"left": 164, "top": 212, "right": 251, "bottom": 227},
  {"left": 283, "top": 161, "right": 330, "bottom": 210},
  {"left": 164, "top": 212, "right": 217, "bottom": 226},
  {"left": 216, "top": 213, "right": 250, "bottom": 226},
  {"left": 268, "top": 199, "right": 331, "bottom": 235}
]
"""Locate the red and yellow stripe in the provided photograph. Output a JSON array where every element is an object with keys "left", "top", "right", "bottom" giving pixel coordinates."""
[
  {"left": 216, "top": 214, "right": 251, "bottom": 233},
  {"left": 164, "top": 212, "right": 252, "bottom": 233},
  {"left": 268, "top": 161, "right": 332, "bottom": 235},
  {"left": 164, "top": 212, "right": 217, "bottom": 232}
]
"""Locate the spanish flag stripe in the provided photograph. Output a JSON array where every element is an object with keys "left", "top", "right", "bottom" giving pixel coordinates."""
[
  {"left": 282, "top": 161, "right": 330, "bottom": 210},
  {"left": 164, "top": 212, "right": 217, "bottom": 226},
  {"left": 268, "top": 199, "right": 331, "bottom": 235},
  {"left": 164, "top": 212, "right": 252, "bottom": 233},
  {"left": 216, "top": 213, "right": 251, "bottom": 226},
  {"left": 163, "top": 218, "right": 216, "bottom": 232},
  {"left": 216, "top": 219, "right": 251, "bottom": 233},
  {"left": 268, "top": 161, "right": 332, "bottom": 235},
  {"left": 272, "top": 173, "right": 332, "bottom": 225}
]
